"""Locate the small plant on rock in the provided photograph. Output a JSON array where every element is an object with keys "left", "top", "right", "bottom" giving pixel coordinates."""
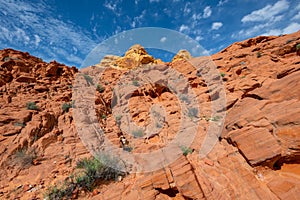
[
  {"left": 220, "top": 72, "right": 225, "bottom": 77},
  {"left": 62, "top": 102, "right": 72, "bottom": 113},
  {"left": 26, "top": 102, "right": 38, "bottom": 110},
  {"left": 14, "top": 122, "right": 26, "bottom": 127},
  {"left": 96, "top": 84, "right": 105, "bottom": 93},
  {"left": 256, "top": 52, "right": 262, "bottom": 58},
  {"left": 115, "top": 115, "right": 122, "bottom": 126},
  {"left": 132, "top": 129, "right": 143, "bottom": 138},
  {"left": 45, "top": 155, "right": 125, "bottom": 199},
  {"left": 180, "top": 146, "right": 193, "bottom": 156},
  {"left": 296, "top": 43, "right": 300, "bottom": 56},
  {"left": 188, "top": 107, "right": 198, "bottom": 119},
  {"left": 83, "top": 74, "right": 94, "bottom": 85},
  {"left": 132, "top": 80, "right": 139, "bottom": 86},
  {"left": 101, "top": 114, "right": 107, "bottom": 120},
  {"left": 13, "top": 147, "right": 37, "bottom": 168}
]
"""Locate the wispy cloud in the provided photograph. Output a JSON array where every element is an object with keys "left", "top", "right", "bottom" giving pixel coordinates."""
[
  {"left": 203, "top": 6, "right": 212, "bottom": 18},
  {"left": 217, "top": 0, "right": 229, "bottom": 7},
  {"left": 131, "top": 10, "right": 146, "bottom": 28},
  {"left": 160, "top": 37, "right": 167, "bottom": 43},
  {"left": 211, "top": 22, "right": 223, "bottom": 30},
  {"left": 233, "top": 0, "right": 300, "bottom": 40},
  {"left": 195, "top": 36, "right": 203, "bottom": 41},
  {"left": 104, "top": 0, "right": 121, "bottom": 16},
  {"left": 262, "top": 22, "right": 300, "bottom": 36},
  {"left": 0, "top": 0, "right": 96, "bottom": 66},
  {"left": 241, "top": 0, "right": 289, "bottom": 23},
  {"left": 179, "top": 24, "right": 189, "bottom": 33}
]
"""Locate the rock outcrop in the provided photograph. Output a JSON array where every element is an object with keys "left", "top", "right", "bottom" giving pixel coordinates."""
[
  {"left": 96, "top": 44, "right": 163, "bottom": 69},
  {"left": 0, "top": 30, "right": 300, "bottom": 199}
]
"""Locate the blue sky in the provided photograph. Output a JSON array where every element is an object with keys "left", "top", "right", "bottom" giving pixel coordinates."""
[{"left": 0, "top": 0, "right": 299, "bottom": 67}]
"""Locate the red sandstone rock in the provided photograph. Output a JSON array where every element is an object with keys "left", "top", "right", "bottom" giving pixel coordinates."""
[{"left": 1, "top": 31, "right": 300, "bottom": 199}]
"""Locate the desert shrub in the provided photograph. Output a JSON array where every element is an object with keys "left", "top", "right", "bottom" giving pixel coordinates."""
[
  {"left": 123, "top": 146, "right": 133, "bottom": 152},
  {"left": 180, "top": 146, "right": 193, "bottom": 156},
  {"left": 156, "top": 122, "right": 163, "bottom": 128},
  {"left": 132, "top": 80, "right": 139, "bottom": 86},
  {"left": 188, "top": 107, "right": 198, "bottom": 118},
  {"left": 256, "top": 52, "right": 262, "bottom": 58},
  {"left": 45, "top": 156, "right": 125, "bottom": 199},
  {"left": 132, "top": 129, "right": 143, "bottom": 138},
  {"left": 83, "top": 74, "right": 93, "bottom": 85},
  {"left": 14, "top": 122, "right": 25, "bottom": 127},
  {"left": 203, "top": 115, "right": 221, "bottom": 122},
  {"left": 101, "top": 114, "right": 107, "bottom": 119},
  {"left": 296, "top": 43, "right": 300, "bottom": 50},
  {"left": 115, "top": 115, "right": 122, "bottom": 126},
  {"left": 26, "top": 102, "right": 38, "bottom": 110},
  {"left": 44, "top": 182, "right": 75, "bottom": 200},
  {"left": 62, "top": 102, "right": 72, "bottom": 112},
  {"left": 13, "top": 148, "right": 37, "bottom": 168},
  {"left": 96, "top": 84, "right": 105, "bottom": 93},
  {"left": 220, "top": 72, "right": 225, "bottom": 77},
  {"left": 180, "top": 95, "right": 191, "bottom": 104}
]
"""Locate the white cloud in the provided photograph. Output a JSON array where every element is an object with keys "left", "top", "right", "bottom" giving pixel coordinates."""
[
  {"left": 192, "top": 13, "right": 202, "bottom": 20},
  {"left": 292, "top": 12, "right": 300, "bottom": 20},
  {"left": 203, "top": 6, "right": 212, "bottom": 18},
  {"left": 217, "top": 0, "right": 229, "bottom": 7},
  {"left": 34, "top": 34, "right": 41, "bottom": 47},
  {"left": 104, "top": 2, "right": 117, "bottom": 11},
  {"left": 179, "top": 25, "right": 189, "bottom": 32},
  {"left": 104, "top": 1, "right": 121, "bottom": 16},
  {"left": 211, "top": 22, "right": 223, "bottom": 30},
  {"left": 160, "top": 37, "right": 167, "bottom": 43},
  {"left": 260, "top": 23, "right": 300, "bottom": 36},
  {"left": 262, "top": 29, "right": 282, "bottom": 36},
  {"left": 131, "top": 21, "right": 136, "bottom": 28},
  {"left": 131, "top": 10, "right": 146, "bottom": 28},
  {"left": 184, "top": 2, "right": 191, "bottom": 14},
  {"left": 213, "top": 34, "right": 220, "bottom": 39},
  {"left": 282, "top": 22, "right": 300, "bottom": 34},
  {"left": 241, "top": 0, "right": 289, "bottom": 23},
  {"left": 195, "top": 36, "right": 203, "bottom": 41},
  {"left": 0, "top": 0, "right": 96, "bottom": 66}
]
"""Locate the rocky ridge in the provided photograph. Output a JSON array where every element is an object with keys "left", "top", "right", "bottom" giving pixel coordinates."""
[{"left": 0, "top": 31, "right": 299, "bottom": 199}]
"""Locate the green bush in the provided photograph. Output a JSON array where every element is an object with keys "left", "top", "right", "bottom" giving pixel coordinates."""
[
  {"left": 96, "top": 84, "right": 105, "bottom": 93},
  {"left": 220, "top": 72, "right": 225, "bottom": 77},
  {"left": 83, "top": 74, "right": 93, "bottom": 85},
  {"left": 188, "top": 107, "right": 198, "bottom": 119},
  {"left": 62, "top": 102, "right": 72, "bottom": 113},
  {"left": 45, "top": 156, "right": 125, "bottom": 199},
  {"left": 296, "top": 43, "right": 300, "bottom": 50},
  {"left": 14, "top": 122, "right": 25, "bottom": 127},
  {"left": 256, "top": 52, "right": 262, "bottom": 58},
  {"left": 44, "top": 182, "right": 75, "bottom": 200},
  {"left": 132, "top": 129, "right": 143, "bottom": 138},
  {"left": 26, "top": 102, "right": 38, "bottom": 110},
  {"left": 132, "top": 80, "right": 139, "bottom": 86},
  {"left": 115, "top": 115, "right": 122, "bottom": 126},
  {"left": 180, "top": 146, "right": 193, "bottom": 156}
]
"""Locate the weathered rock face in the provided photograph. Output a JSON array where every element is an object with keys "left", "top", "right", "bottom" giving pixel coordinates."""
[
  {"left": 1, "top": 30, "right": 300, "bottom": 200},
  {"left": 0, "top": 49, "right": 89, "bottom": 200},
  {"left": 96, "top": 44, "right": 163, "bottom": 69},
  {"left": 172, "top": 49, "right": 192, "bottom": 62}
]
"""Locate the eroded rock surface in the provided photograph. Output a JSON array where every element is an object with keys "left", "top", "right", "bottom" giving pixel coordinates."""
[{"left": 0, "top": 30, "right": 300, "bottom": 199}]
